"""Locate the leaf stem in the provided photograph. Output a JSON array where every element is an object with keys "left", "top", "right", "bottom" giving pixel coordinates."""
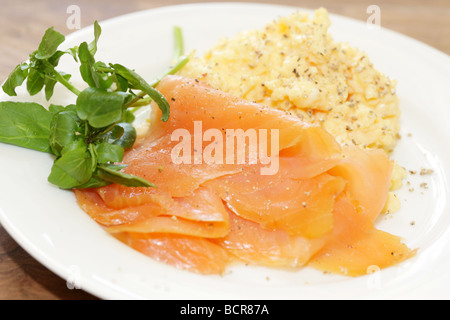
[
  {"left": 125, "top": 91, "right": 147, "bottom": 108},
  {"left": 53, "top": 71, "right": 81, "bottom": 96},
  {"left": 124, "top": 54, "right": 190, "bottom": 109},
  {"left": 96, "top": 66, "right": 114, "bottom": 73},
  {"left": 150, "top": 54, "right": 190, "bottom": 87},
  {"left": 173, "top": 26, "right": 184, "bottom": 62}
]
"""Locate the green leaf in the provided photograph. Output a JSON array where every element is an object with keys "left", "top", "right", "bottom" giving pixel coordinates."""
[
  {"left": 35, "top": 27, "right": 65, "bottom": 60},
  {"left": 48, "top": 146, "right": 93, "bottom": 189},
  {"left": 44, "top": 72, "right": 70, "bottom": 101},
  {"left": 96, "top": 122, "right": 136, "bottom": 149},
  {"left": 75, "top": 172, "right": 111, "bottom": 189},
  {"left": 47, "top": 50, "right": 66, "bottom": 67},
  {"left": 26, "top": 68, "right": 45, "bottom": 96},
  {"left": 78, "top": 42, "right": 99, "bottom": 88},
  {"left": 96, "top": 143, "right": 124, "bottom": 164},
  {"left": 49, "top": 111, "right": 81, "bottom": 155},
  {"left": 98, "top": 164, "right": 156, "bottom": 187},
  {"left": 2, "top": 63, "right": 29, "bottom": 96},
  {"left": 122, "top": 109, "right": 135, "bottom": 124},
  {"left": 44, "top": 77, "right": 57, "bottom": 101},
  {"left": 48, "top": 103, "right": 77, "bottom": 115},
  {"left": 64, "top": 104, "right": 78, "bottom": 113},
  {"left": 112, "top": 123, "right": 136, "bottom": 149},
  {"left": 93, "top": 61, "right": 114, "bottom": 91},
  {"left": 115, "top": 73, "right": 128, "bottom": 92},
  {"left": 76, "top": 87, "right": 130, "bottom": 128},
  {"left": 49, "top": 104, "right": 65, "bottom": 114},
  {"left": 111, "top": 63, "right": 170, "bottom": 122},
  {"left": 88, "top": 21, "right": 102, "bottom": 56},
  {"left": 88, "top": 143, "right": 98, "bottom": 171},
  {"left": 61, "top": 139, "right": 87, "bottom": 155},
  {"left": 0, "top": 101, "right": 52, "bottom": 153},
  {"left": 76, "top": 164, "right": 127, "bottom": 190},
  {"left": 95, "top": 124, "right": 122, "bottom": 144},
  {"left": 102, "top": 163, "right": 129, "bottom": 171},
  {"left": 65, "top": 46, "right": 79, "bottom": 62}
]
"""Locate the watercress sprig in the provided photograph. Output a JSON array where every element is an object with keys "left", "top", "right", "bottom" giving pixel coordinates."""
[{"left": 0, "top": 22, "right": 188, "bottom": 190}]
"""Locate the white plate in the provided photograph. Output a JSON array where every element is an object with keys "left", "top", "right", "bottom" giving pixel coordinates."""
[{"left": 1, "top": 2, "right": 450, "bottom": 300}]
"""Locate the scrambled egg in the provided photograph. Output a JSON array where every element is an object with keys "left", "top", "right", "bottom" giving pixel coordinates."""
[{"left": 180, "top": 8, "right": 405, "bottom": 211}]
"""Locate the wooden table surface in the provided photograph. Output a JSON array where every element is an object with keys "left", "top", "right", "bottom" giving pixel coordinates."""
[{"left": 0, "top": 0, "right": 449, "bottom": 300}]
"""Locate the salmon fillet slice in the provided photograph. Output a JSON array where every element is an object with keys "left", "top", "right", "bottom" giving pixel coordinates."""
[
  {"left": 214, "top": 210, "right": 329, "bottom": 268},
  {"left": 308, "top": 195, "right": 416, "bottom": 276},
  {"left": 119, "top": 232, "right": 230, "bottom": 275},
  {"left": 74, "top": 75, "right": 415, "bottom": 276},
  {"left": 76, "top": 186, "right": 230, "bottom": 238},
  {"left": 205, "top": 169, "right": 346, "bottom": 239},
  {"left": 328, "top": 145, "right": 393, "bottom": 221}
]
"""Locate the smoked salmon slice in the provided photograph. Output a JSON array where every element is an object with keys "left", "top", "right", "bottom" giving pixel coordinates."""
[
  {"left": 74, "top": 188, "right": 161, "bottom": 227},
  {"left": 75, "top": 186, "right": 230, "bottom": 238},
  {"left": 121, "top": 232, "right": 230, "bottom": 275},
  {"left": 328, "top": 145, "right": 393, "bottom": 221},
  {"left": 106, "top": 187, "right": 230, "bottom": 238},
  {"left": 214, "top": 210, "right": 329, "bottom": 268},
  {"left": 74, "top": 75, "right": 415, "bottom": 276},
  {"left": 205, "top": 169, "right": 346, "bottom": 238},
  {"left": 308, "top": 195, "right": 416, "bottom": 276}
]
